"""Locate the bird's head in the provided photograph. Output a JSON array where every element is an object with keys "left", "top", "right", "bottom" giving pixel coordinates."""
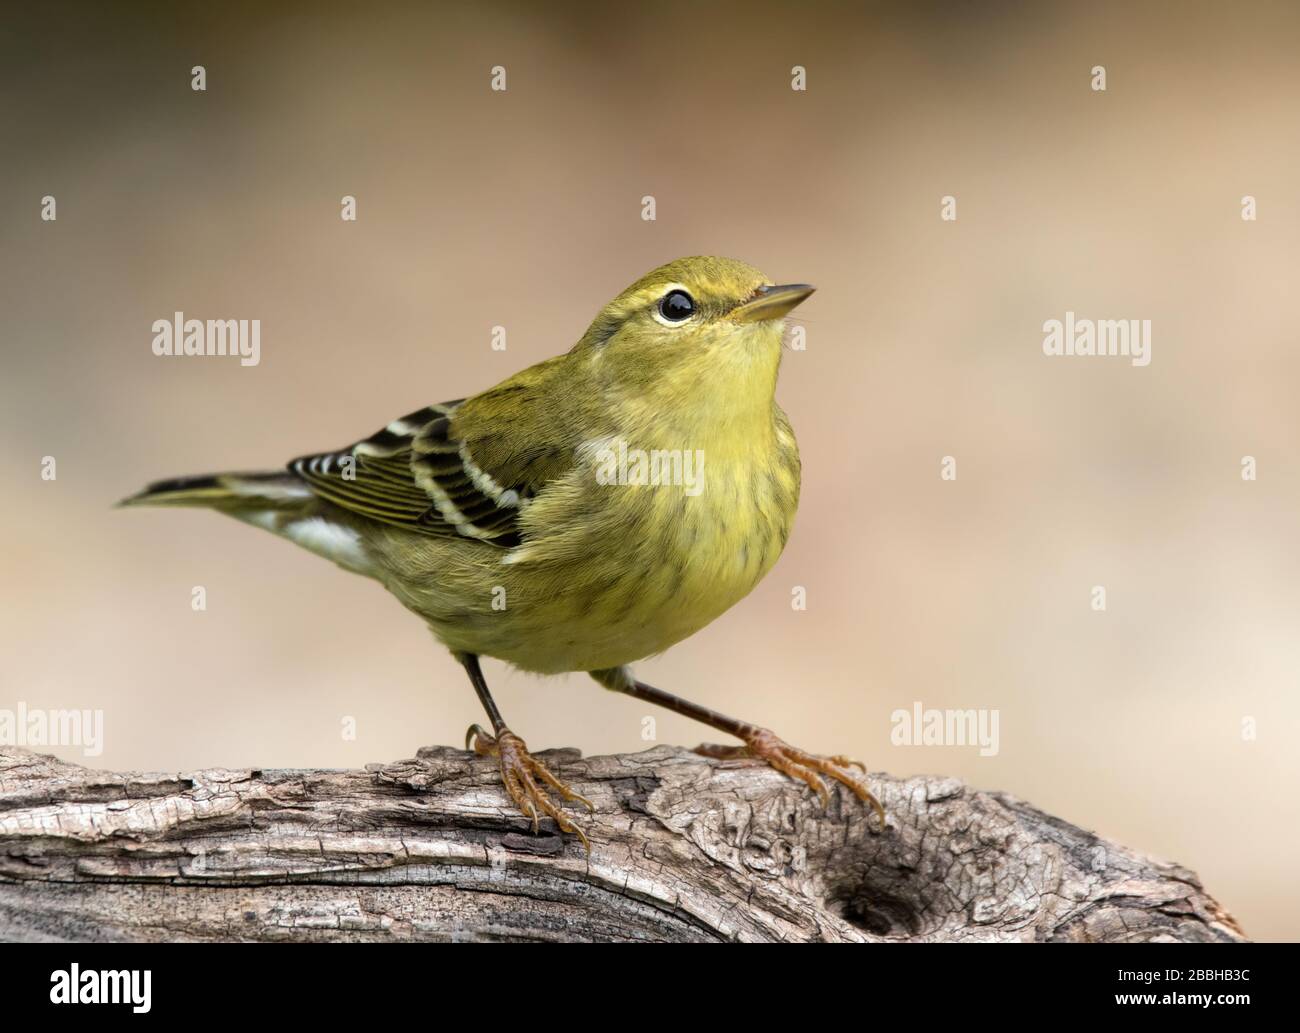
[{"left": 572, "top": 256, "right": 813, "bottom": 407}]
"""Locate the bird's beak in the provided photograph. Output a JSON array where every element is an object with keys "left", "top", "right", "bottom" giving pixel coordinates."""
[{"left": 729, "top": 283, "right": 816, "bottom": 323}]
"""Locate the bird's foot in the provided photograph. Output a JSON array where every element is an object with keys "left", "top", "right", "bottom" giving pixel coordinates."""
[
  {"left": 696, "top": 727, "right": 886, "bottom": 830},
  {"left": 465, "top": 724, "right": 594, "bottom": 851}
]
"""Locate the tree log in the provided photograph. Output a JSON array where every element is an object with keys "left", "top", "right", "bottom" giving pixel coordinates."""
[{"left": 0, "top": 744, "right": 1245, "bottom": 942}]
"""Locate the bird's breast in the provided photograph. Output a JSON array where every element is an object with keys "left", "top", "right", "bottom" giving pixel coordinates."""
[
  {"left": 404, "top": 411, "right": 802, "bottom": 674},
  {"left": 492, "top": 421, "right": 800, "bottom": 669}
]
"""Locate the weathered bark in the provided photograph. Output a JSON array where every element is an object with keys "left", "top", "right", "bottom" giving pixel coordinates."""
[{"left": 0, "top": 744, "right": 1245, "bottom": 942}]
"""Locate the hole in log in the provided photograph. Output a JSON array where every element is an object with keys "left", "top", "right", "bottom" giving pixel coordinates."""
[{"left": 833, "top": 890, "right": 922, "bottom": 938}]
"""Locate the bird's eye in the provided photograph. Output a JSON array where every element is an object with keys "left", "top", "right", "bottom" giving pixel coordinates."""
[{"left": 658, "top": 289, "right": 696, "bottom": 323}]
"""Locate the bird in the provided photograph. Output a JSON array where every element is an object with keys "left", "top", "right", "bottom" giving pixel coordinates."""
[{"left": 120, "top": 256, "right": 884, "bottom": 848}]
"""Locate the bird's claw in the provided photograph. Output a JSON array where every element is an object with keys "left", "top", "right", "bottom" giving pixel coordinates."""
[
  {"left": 466, "top": 725, "right": 594, "bottom": 851},
  {"left": 696, "top": 727, "right": 885, "bottom": 830}
]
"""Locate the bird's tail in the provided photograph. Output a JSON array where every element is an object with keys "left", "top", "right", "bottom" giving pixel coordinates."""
[
  {"left": 119, "top": 469, "right": 373, "bottom": 575},
  {"left": 117, "top": 471, "right": 313, "bottom": 511}
]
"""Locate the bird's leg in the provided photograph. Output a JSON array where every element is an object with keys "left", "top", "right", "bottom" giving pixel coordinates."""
[
  {"left": 456, "top": 652, "right": 594, "bottom": 850},
  {"left": 590, "top": 667, "right": 885, "bottom": 829}
]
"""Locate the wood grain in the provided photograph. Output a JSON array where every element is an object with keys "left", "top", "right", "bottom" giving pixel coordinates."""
[{"left": 0, "top": 745, "right": 1246, "bottom": 942}]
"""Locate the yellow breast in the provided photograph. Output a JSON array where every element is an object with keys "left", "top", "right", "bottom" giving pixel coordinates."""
[{"left": 472, "top": 406, "right": 800, "bottom": 673}]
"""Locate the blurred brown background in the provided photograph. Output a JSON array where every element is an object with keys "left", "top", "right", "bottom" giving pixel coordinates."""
[{"left": 2, "top": 1, "right": 1297, "bottom": 939}]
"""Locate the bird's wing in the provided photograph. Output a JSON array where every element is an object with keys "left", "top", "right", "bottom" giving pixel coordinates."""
[
  {"left": 290, "top": 357, "right": 583, "bottom": 546},
  {"left": 289, "top": 400, "right": 530, "bottom": 546}
]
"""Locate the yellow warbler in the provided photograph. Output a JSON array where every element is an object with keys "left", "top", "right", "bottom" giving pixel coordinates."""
[{"left": 122, "top": 256, "right": 883, "bottom": 848}]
